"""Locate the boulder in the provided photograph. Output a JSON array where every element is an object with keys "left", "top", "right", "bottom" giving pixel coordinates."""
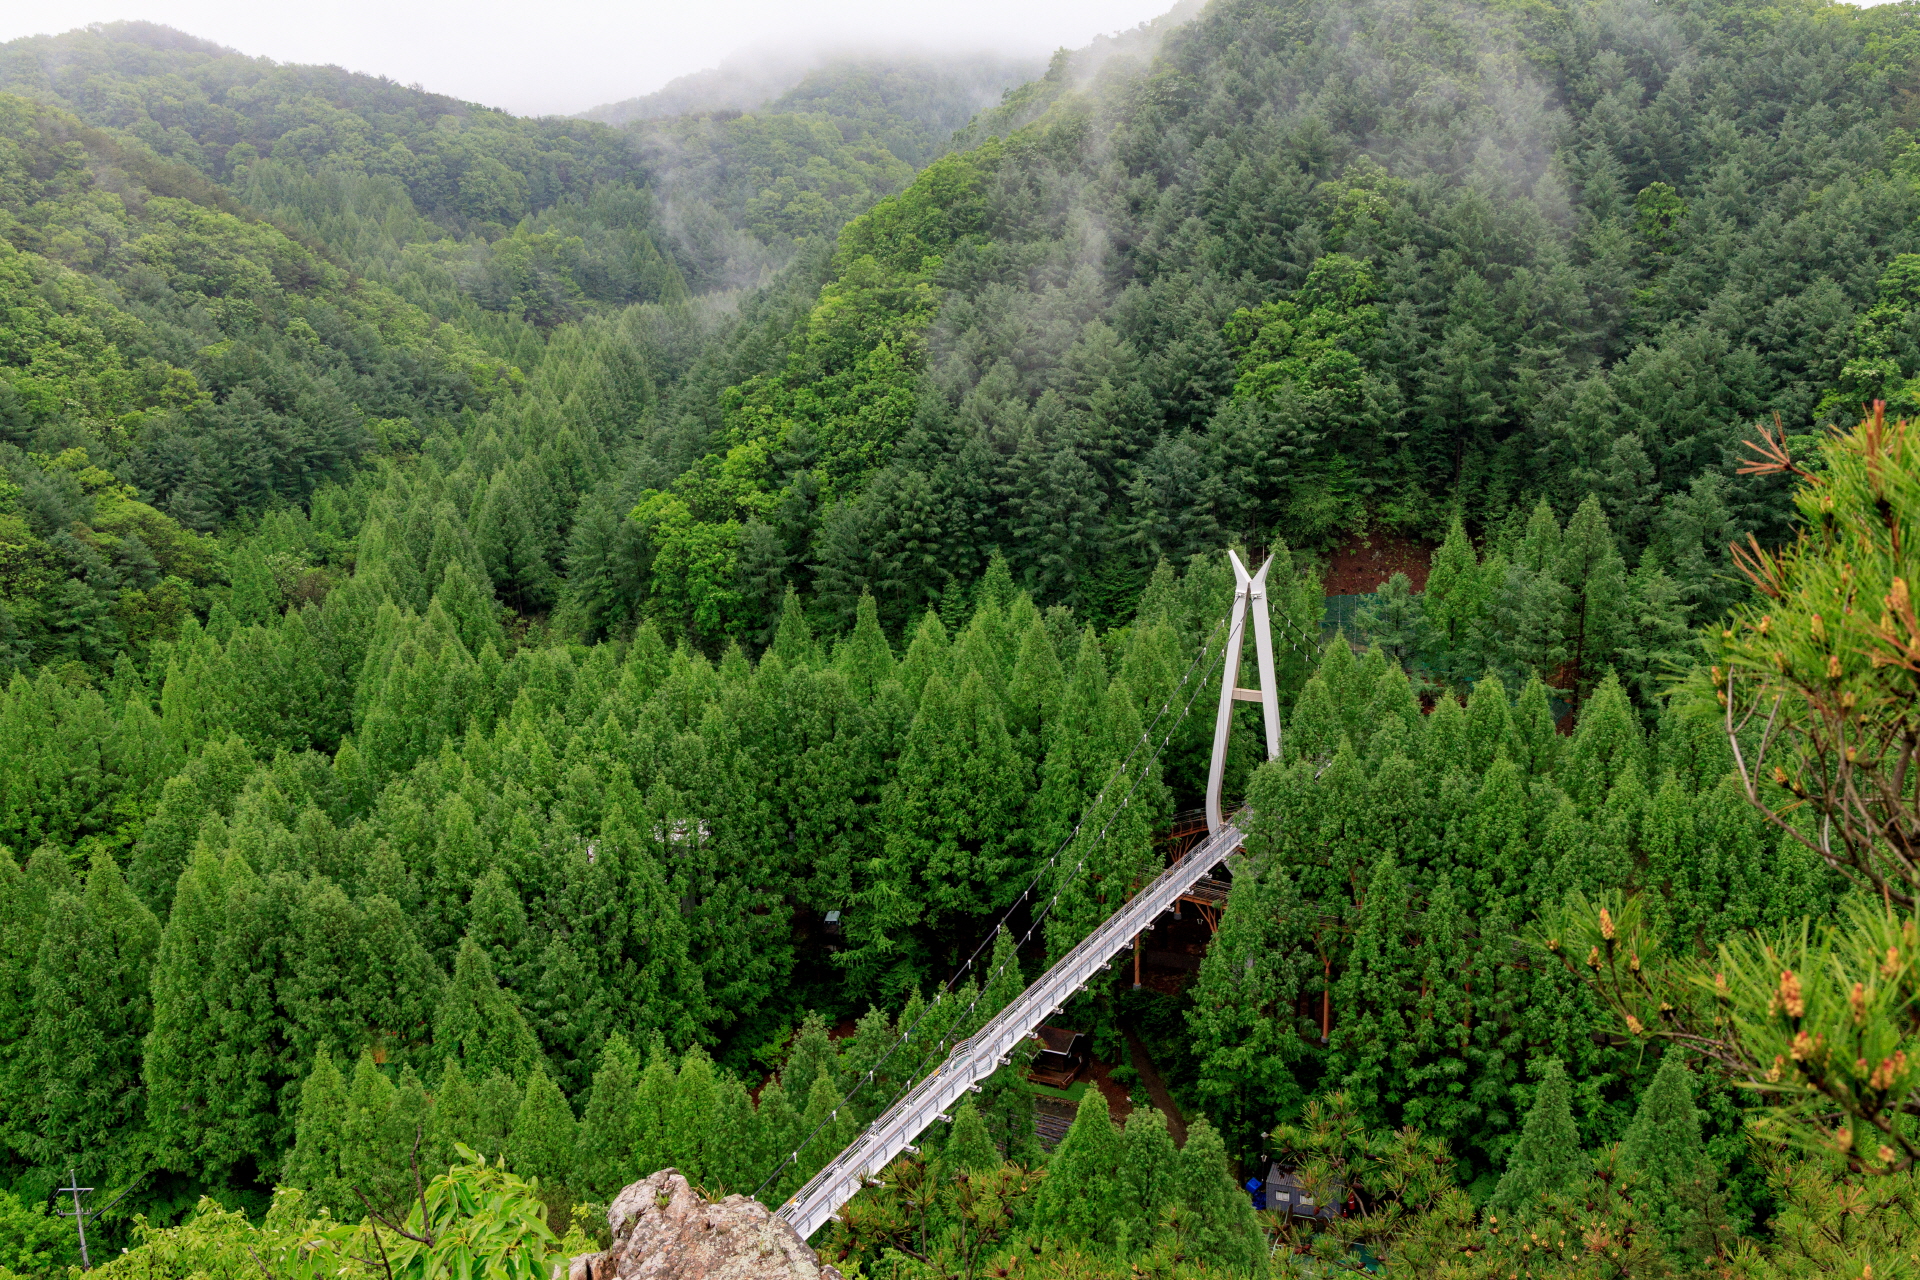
[{"left": 569, "top": 1170, "right": 844, "bottom": 1280}]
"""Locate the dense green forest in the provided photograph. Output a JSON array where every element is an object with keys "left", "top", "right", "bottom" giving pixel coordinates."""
[{"left": 4, "top": 0, "right": 1920, "bottom": 1275}]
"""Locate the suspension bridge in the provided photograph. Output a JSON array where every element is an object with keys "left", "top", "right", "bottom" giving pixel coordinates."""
[{"left": 770, "top": 551, "right": 1296, "bottom": 1240}]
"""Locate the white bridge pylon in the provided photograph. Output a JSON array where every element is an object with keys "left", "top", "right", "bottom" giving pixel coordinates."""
[
  {"left": 1206, "top": 551, "right": 1282, "bottom": 835},
  {"left": 773, "top": 553, "right": 1280, "bottom": 1240}
]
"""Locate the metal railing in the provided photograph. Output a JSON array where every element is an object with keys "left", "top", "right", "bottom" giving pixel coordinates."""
[{"left": 774, "top": 816, "right": 1248, "bottom": 1239}]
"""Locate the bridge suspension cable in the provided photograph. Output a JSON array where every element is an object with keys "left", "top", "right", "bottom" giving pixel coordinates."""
[
  {"left": 750, "top": 609, "right": 1235, "bottom": 1203},
  {"left": 752, "top": 553, "right": 1323, "bottom": 1220}
]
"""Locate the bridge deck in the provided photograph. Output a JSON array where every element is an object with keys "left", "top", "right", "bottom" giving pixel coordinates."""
[{"left": 773, "top": 818, "right": 1248, "bottom": 1239}]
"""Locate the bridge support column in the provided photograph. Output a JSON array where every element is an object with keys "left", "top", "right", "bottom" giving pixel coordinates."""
[{"left": 1205, "top": 551, "right": 1282, "bottom": 836}]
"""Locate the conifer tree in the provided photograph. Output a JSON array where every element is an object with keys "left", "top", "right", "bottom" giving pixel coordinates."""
[
  {"left": 428, "top": 1059, "right": 482, "bottom": 1169},
  {"left": 947, "top": 1100, "right": 999, "bottom": 1173},
  {"left": 1489, "top": 1059, "right": 1583, "bottom": 1213},
  {"left": 1563, "top": 675, "right": 1645, "bottom": 811},
  {"left": 433, "top": 560, "right": 507, "bottom": 660},
  {"left": 631, "top": 1050, "right": 677, "bottom": 1177},
  {"left": 1556, "top": 494, "right": 1627, "bottom": 711},
  {"left": 782, "top": 1013, "right": 837, "bottom": 1111},
  {"left": 1284, "top": 676, "right": 1342, "bottom": 765},
  {"left": 1620, "top": 1053, "right": 1706, "bottom": 1194},
  {"left": 1507, "top": 674, "right": 1561, "bottom": 777},
  {"left": 143, "top": 847, "right": 230, "bottom": 1174},
  {"left": 1189, "top": 844, "right": 1314, "bottom": 1148},
  {"left": 228, "top": 545, "right": 281, "bottom": 628},
  {"left": 1419, "top": 694, "right": 1466, "bottom": 779},
  {"left": 755, "top": 1077, "right": 803, "bottom": 1200},
  {"left": 1423, "top": 516, "right": 1485, "bottom": 684},
  {"left": 30, "top": 850, "right": 161, "bottom": 1174},
  {"left": 0, "top": 847, "right": 45, "bottom": 1167},
  {"left": 339, "top": 1051, "right": 416, "bottom": 1222},
  {"left": 577, "top": 1033, "right": 638, "bottom": 1199},
  {"left": 1004, "top": 613, "right": 1064, "bottom": 761},
  {"left": 1330, "top": 851, "right": 1416, "bottom": 1122},
  {"left": 835, "top": 592, "right": 895, "bottom": 700},
  {"left": 1173, "top": 1117, "right": 1266, "bottom": 1276},
  {"left": 669, "top": 1045, "right": 719, "bottom": 1183},
  {"left": 1461, "top": 675, "right": 1513, "bottom": 775},
  {"left": 898, "top": 610, "right": 950, "bottom": 702},
  {"left": 511, "top": 1066, "right": 577, "bottom": 1198},
  {"left": 433, "top": 937, "right": 543, "bottom": 1083},
  {"left": 1119, "top": 1107, "right": 1178, "bottom": 1236},
  {"left": 798, "top": 1072, "right": 857, "bottom": 1186},
  {"left": 771, "top": 586, "right": 817, "bottom": 667},
  {"left": 1032, "top": 1090, "right": 1122, "bottom": 1247},
  {"left": 708, "top": 1077, "right": 760, "bottom": 1195},
  {"left": 282, "top": 1048, "right": 353, "bottom": 1218}
]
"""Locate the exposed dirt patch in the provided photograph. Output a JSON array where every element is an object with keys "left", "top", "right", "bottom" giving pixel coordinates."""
[
  {"left": 1123, "top": 1030, "right": 1188, "bottom": 1146},
  {"left": 1087, "top": 1057, "right": 1136, "bottom": 1122},
  {"left": 1323, "top": 530, "right": 1438, "bottom": 594}
]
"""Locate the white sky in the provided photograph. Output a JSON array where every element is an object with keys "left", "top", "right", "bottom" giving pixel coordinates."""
[{"left": 0, "top": 0, "right": 1181, "bottom": 117}]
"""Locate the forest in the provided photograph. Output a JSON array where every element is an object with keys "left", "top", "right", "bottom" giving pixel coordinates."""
[{"left": 2, "top": 0, "right": 1920, "bottom": 1275}]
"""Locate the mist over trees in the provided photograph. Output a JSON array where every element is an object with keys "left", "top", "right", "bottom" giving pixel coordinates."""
[{"left": 2, "top": 0, "right": 1920, "bottom": 1275}]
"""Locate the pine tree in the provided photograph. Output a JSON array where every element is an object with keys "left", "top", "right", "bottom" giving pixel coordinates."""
[
  {"left": 1490, "top": 1058, "right": 1583, "bottom": 1213},
  {"left": 1174, "top": 1116, "right": 1266, "bottom": 1276}
]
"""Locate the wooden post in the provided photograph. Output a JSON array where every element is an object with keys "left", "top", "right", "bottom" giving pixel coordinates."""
[{"left": 1133, "top": 933, "right": 1143, "bottom": 989}]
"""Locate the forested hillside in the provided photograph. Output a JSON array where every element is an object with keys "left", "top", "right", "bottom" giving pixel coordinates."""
[{"left": 3, "top": 0, "right": 1920, "bottom": 1275}]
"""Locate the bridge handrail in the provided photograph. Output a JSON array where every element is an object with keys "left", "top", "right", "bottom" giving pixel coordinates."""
[{"left": 773, "top": 814, "right": 1249, "bottom": 1238}]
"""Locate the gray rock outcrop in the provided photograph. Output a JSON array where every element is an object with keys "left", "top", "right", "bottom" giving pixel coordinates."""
[{"left": 567, "top": 1170, "right": 844, "bottom": 1280}]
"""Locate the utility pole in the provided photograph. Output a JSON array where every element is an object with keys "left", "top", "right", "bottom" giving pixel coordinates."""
[
  {"left": 55, "top": 1166, "right": 135, "bottom": 1271},
  {"left": 56, "top": 1168, "right": 93, "bottom": 1270}
]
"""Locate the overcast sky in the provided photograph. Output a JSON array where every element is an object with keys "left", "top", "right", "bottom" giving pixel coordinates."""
[{"left": 0, "top": 0, "right": 1180, "bottom": 117}]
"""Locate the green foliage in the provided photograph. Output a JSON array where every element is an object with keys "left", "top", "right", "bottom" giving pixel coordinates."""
[
  {"left": 0, "top": 1188, "right": 68, "bottom": 1276},
  {"left": 1489, "top": 1059, "right": 1583, "bottom": 1215}
]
